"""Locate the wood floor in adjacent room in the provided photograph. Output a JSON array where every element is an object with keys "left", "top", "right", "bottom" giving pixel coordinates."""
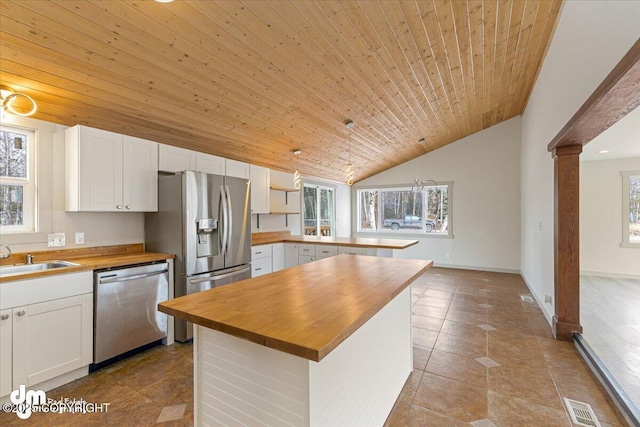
[{"left": 0, "top": 268, "right": 626, "bottom": 426}]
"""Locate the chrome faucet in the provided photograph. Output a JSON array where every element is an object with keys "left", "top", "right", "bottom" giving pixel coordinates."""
[
  {"left": 0, "top": 245, "right": 10, "bottom": 259},
  {"left": 26, "top": 254, "right": 34, "bottom": 264}
]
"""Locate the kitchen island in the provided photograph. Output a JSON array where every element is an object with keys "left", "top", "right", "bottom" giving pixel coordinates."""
[{"left": 159, "top": 254, "right": 431, "bottom": 427}]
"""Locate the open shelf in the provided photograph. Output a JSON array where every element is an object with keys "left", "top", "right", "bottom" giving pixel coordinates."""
[{"left": 270, "top": 184, "right": 299, "bottom": 192}]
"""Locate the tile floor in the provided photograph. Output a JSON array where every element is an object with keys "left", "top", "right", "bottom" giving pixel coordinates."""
[
  {"left": 0, "top": 268, "right": 626, "bottom": 426},
  {"left": 581, "top": 275, "right": 640, "bottom": 411}
]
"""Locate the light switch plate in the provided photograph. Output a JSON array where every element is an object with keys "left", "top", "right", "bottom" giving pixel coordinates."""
[
  {"left": 75, "top": 232, "right": 85, "bottom": 245},
  {"left": 47, "top": 233, "right": 66, "bottom": 247}
]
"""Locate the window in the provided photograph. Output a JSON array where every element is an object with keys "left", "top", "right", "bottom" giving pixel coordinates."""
[
  {"left": 303, "top": 183, "right": 335, "bottom": 236},
  {"left": 622, "top": 171, "right": 640, "bottom": 247},
  {"left": 356, "top": 183, "right": 452, "bottom": 236},
  {"left": 0, "top": 125, "right": 36, "bottom": 233}
]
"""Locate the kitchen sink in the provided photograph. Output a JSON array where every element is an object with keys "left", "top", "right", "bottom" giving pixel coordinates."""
[{"left": 0, "top": 260, "right": 80, "bottom": 278}]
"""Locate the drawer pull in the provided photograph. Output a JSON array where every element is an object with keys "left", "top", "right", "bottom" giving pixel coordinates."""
[
  {"left": 255, "top": 251, "right": 262, "bottom": 254},
  {"left": 17, "top": 310, "right": 26, "bottom": 316},
  {"left": 255, "top": 268, "right": 262, "bottom": 271},
  {"left": 322, "top": 251, "right": 329, "bottom": 253},
  {"left": 116, "top": 205, "right": 122, "bottom": 210},
  {"left": 1, "top": 314, "right": 8, "bottom": 320}
]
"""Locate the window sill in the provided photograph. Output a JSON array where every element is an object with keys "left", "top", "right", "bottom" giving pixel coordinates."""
[
  {"left": 355, "top": 231, "right": 454, "bottom": 239},
  {"left": 620, "top": 242, "right": 640, "bottom": 249}
]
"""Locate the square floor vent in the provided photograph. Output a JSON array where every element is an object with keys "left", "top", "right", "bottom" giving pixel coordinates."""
[
  {"left": 563, "top": 398, "right": 601, "bottom": 427},
  {"left": 519, "top": 294, "right": 534, "bottom": 303}
]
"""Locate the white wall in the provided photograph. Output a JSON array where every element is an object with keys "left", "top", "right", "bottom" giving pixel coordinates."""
[
  {"left": 0, "top": 116, "right": 146, "bottom": 252},
  {"left": 520, "top": 1, "right": 640, "bottom": 321},
  {"left": 581, "top": 158, "right": 640, "bottom": 278},
  {"left": 358, "top": 117, "right": 522, "bottom": 272}
]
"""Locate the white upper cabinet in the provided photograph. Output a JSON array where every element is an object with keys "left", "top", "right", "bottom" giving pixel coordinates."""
[
  {"left": 158, "top": 144, "right": 196, "bottom": 172},
  {"left": 122, "top": 136, "right": 159, "bottom": 211},
  {"left": 196, "top": 152, "right": 226, "bottom": 175},
  {"left": 250, "top": 165, "right": 270, "bottom": 214},
  {"left": 226, "top": 159, "right": 250, "bottom": 179},
  {"left": 65, "top": 125, "right": 158, "bottom": 212}
]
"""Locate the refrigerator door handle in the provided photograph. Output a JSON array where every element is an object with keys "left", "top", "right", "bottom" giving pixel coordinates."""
[
  {"left": 189, "top": 266, "right": 251, "bottom": 284},
  {"left": 225, "top": 185, "right": 233, "bottom": 254},
  {"left": 220, "top": 184, "right": 229, "bottom": 258}
]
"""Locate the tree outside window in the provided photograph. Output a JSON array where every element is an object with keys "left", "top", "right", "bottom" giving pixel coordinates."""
[
  {"left": 356, "top": 183, "right": 452, "bottom": 236},
  {"left": 0, "top": 126, "right": 36, "bottom": 233},
  {"left": 623, "top": 171, "right": 640, "bottom": 247}
]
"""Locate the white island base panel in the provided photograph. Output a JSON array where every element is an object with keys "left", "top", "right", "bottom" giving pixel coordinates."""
[{"left": 192, "top": 286, "right": 412, "bottom": 427}]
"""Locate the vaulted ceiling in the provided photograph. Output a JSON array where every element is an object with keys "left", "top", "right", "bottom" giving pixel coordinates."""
[{"left": 0, "top": 0, "right": 562, "bottom": 183}]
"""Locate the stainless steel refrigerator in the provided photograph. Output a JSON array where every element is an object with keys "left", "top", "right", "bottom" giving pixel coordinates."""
[{"left": 145, "top": 171, "right": 252, "bottom": 342}]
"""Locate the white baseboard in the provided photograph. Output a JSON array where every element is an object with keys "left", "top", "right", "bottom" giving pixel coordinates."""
[
  {"left": 580, "top": 270, "right": 640, "bottom": 280},
  {"left": 0, "top": 366, "right": 89, "bottom": 404},
  {"left": 519, "top": 272, "right": 553, "bottom": 326},
  {"left": 432, "top": 262, "right": 520, "bottom": 275}
]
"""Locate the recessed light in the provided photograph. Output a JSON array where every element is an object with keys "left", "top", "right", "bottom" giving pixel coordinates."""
[
  {"left": 154, "top": 0, "right": 174, "bottom": 3},
  {"left": 598, "top": 150, "right": 610, "bottom": 154},
  {"left": 418, "top": 138, "right": 426, "bottom": 144},
  {"left": 293, "top": 149, "right": 301, "bottom": 155}
]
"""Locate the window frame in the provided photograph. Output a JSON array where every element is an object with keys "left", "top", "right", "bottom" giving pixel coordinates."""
[
  {"left": 353, "top": 181, "right": 454, "bottom": 238},
  {"left": 621, "top": 170, "right": 640, "bottom": 248},
  {"left": 301, "top": 181, "right": 337, "bottom": 237},
  {"left": 0, "top": 125, "right": 37, "bottom": 234}
]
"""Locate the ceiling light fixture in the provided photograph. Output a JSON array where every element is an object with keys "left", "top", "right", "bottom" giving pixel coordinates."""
[
  {"left": 0, "top": 84, "right": 37, "bottom": 117},
  {"left": 154, "top": 0, "right": 174, "bottom": 3},
  {"left": 411, "top": 179, "right": 438, "bottom": 192},
  {"left": 418, "top": 138, "right": 426, "bottom": 145},
  {"left": 292, "top": 149, "right": 302, "bottom": 190},
  {"left": 345, "top": 120, "right": 355, "bottom": 186}
]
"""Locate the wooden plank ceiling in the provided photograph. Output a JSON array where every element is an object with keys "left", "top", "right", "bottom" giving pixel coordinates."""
[{"left": 0, "top": 0, "right": 562, "bottom": 183}]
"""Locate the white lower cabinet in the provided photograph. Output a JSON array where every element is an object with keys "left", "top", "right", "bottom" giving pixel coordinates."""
[
  {"left": 0, "top": 272, "right": 93, "bottom": 398},
  {"left": 316, "top": 245, "right": 338, "bottom": 259},
  {"left": 272, "top": 243, "right": 285, "bottom": 272},
  {"left": 338, "top": 246, "right": 371, "bottom": 256},
  {"left": 284, "top": 243, "right": 299, "bottom": 268},
  {"left": 251, "top": 244, "right": 273, "bottom": 278},
  {"left": 0, "top": 309, "right": 12, "bottom": 397},
  {"left": 298, "top": 255, "right": 315, "bottom": 264},
  {"left": 12, "top": 295, "right": 93, "bottom": 388}
]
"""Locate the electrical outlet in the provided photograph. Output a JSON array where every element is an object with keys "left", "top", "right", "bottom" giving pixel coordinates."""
[
  {"left": 544, "top": 294, "right": 552, "bottom": 304},
  {"left": 445, "top": 252, "right": 451, "bottom": 259},
  {"left": 47, "top": 233, "right": 66, "bottom": 247},
  {"left": 75, "top": 232, "right": 85, "bottom": 245}
]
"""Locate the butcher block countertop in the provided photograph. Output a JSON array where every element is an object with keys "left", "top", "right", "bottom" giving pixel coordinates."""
[
  {"left": 252, "top": 230, "right": 419, "bottom": 249},
  {"left": 159, "top": 255, "right": 432, "bottom": 362},
  {"left": 0, "top": 244, "right": 173, "bottom": 282}
]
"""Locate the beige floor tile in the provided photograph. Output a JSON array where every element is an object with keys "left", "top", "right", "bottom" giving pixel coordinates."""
[
  {"left": 487, "top": 390, "right": 570, "bottom": 427},
  {"left": 413, "top": 372, "right": 487, "bottom": 422},
  {"left": 404, "top": 404, "right": 470, "bottom": 426},
  {"left": 434, "top": 331, "right": 487, "bottom": 358},
  {"left": 413, "top": 327, "right": 439, "bottom": 349},
  {"left": 487, "top": 364, "right": 565, "bottom": 410},
  {"left": 413, "top": 345, "right": 432, "bottom": 371},
  {"left": 412, "top": 314, "right": 445, "bottom": 332},
  {"left": 425, "top": 350, "right": 488, "bottom": 388}
]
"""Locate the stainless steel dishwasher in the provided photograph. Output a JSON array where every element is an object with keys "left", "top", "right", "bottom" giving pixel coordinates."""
[{"left": 93, "top": 262, "right": 169, "bottom": 365}]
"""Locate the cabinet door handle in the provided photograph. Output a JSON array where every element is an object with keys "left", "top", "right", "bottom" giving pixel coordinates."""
[
  {"left": 125, "top": 205, "right": 131, "bottom": 209},
  {"left": 322, "top": 251, "right": 329, "bottom": 253},
  {"left": 255, "top": 251, "right": 262, "bottom": 255},
  {"left": 17, "top": 310, "right": 26, "bottom": 316},
  {"left": 116, "top": 205, "right": 123, "bottom": 210},
  {"left": 255, "top": 268, "right": 262, "bottom": 271},
  {"left": 1, "top": 314, "right": 8, "bottom": 320}
]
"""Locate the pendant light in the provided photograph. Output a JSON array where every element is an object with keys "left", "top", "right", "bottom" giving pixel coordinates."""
[
  {"left": 345, "top": 120, "right": 355, "bottom": 186},
  {"left": 292, "top": 149, "right": 302, "bottom": 190}
]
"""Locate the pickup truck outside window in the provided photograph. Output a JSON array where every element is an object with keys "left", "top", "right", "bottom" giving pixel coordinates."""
[{"left": 356, "top": 183, "right": 451, "bottom": 236}]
